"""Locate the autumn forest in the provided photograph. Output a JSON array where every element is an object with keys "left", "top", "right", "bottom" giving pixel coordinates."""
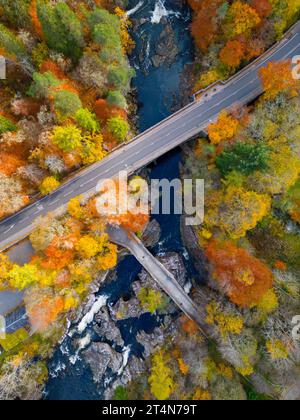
[{"left": 0, "top": 0, "right": 300, "bottom": 402}]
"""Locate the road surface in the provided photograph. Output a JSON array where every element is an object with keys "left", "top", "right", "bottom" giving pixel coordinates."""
[{"left": 0, "top": 23, "right": 299, "bottom": 251}]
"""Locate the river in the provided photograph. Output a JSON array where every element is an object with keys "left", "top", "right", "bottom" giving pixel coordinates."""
[{"left": 44, "top": 0, "right": 195, "bottom": 400}]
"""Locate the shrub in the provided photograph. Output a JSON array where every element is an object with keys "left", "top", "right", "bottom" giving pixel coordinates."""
[
  {"left": 137, "top": 288, "right": 163, "bottom": 314},
  {"left": 31, "top": 41, "right": 49, "bottom": 67},
  {"left": 0, "top": 0, "right": 31, "bottom": 28},
  {"left": 27, "top": 71, "right": 61, "bottom": 99},
  {"left": 40, "top": 176, "right": 60, "bottom": 196},
  {"left": 0, "top": 23, "right": 27, "bottom": 59},
  {"left": 52, "top": 125, "right": 82, "bottom": 152},
  {"left": 108, "top": 65, "right": 135, "bottom": 90},
  {"left": 113, "top": 386, "right": 129, "bottom": 401},
  {"left": 99, "top": 46, "right": 124, "bottom": 65}
]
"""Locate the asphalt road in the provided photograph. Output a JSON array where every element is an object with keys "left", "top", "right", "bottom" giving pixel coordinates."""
[{"left": 0, "top": 26, "right": 300, "bottom": 251}]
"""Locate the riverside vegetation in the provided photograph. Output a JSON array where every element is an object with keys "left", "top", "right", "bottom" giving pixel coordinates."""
[
  {"left": 0, "top": 0, "right": 142, "bottom": 400},
  {"left": 0, "top": 0, "right": 300, "bottom": 401},
  {"left": 110, "top": 1, "right": 300, "bottom": 401},
  {"left": 0, "top": 0, "right": 135, "bottom": 219},
  {"left": 118, "top": 61, "right": 300, "bottom": 401}
]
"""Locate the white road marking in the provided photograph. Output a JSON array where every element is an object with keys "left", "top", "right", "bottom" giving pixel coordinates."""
[
  {"left": 282, "top": 43, "right": 300, "bottom": 58},
  {"left": 80, "top": 180, "right": 92, "bottom": 188},
  {"left": 3, "top": 225, "right": 15, "bottom": 235},
  {"left": 49, "top": 198, "right": 60, "bottom": 206},
  {"left": 63, "top": 191, "right": 73, "bottom": 198}
]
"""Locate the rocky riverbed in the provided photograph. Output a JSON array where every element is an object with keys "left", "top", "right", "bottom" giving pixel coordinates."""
[{"left": 72, "top": 221, "right": 191, "bottom": 395}]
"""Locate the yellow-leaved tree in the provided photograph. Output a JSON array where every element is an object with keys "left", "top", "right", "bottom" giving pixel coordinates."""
[
  {"left": 205, "top": 186, "right": 271, "bottom": 238},
  {"left": 148, "top": 350, "right": 175, "bottom": 400},
  {"left": 224, "top": 1, "right": 261, "bottom": 38}
]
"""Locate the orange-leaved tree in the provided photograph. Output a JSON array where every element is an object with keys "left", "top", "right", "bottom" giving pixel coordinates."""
[
  {"left": 26, "top": 289, "right": 65, "bottom": 332},
  {"left": 207, "top": 110, "right": 239, "bottom": 144},
  {"left": 259, "top": 60, "right": 298, "bottom": 99},
  {"left": 220, "top": 39, "right": 245, "bottom": 68},
  {"left": 205, "top": 240, "right": 274, "bottom": 307},
  {"left": 96, "top": 178, "right": 149, "bottom": 233},
  {"left": 251, "top": 0, "right": 272, "bottom": 18},
  {"left": 188, "top": 0, "right": 223, "bottom": 52}
]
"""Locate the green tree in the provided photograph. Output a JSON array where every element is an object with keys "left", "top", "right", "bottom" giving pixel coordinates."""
[
  {"left": 92, "top": 23, "right": 121, "bottom": 50},
  {"left": 0, "top": 23, "right": 28, "bottom": 60},
  {"left": 53, "top": 90, "right": 82, "bottom": 118},
  {"left": 87, "top": 8, "right": 120, "bottom": 33},
  {"left": 0, "top": 115, "right": 17, "bottom": 135},
  {"left": 37, "top": 1, "right": 84, "bottom": 62},
  {"left": 27, "top": 71, "right": 60, "bottom": 99},
  {"left": 107, "top": 91, "right": 127, "bottom": 109},
  {"left": 75, "top": 108, "right": 100, "bottom": 133},
  {"left": 0, "top": 0, "right": 31, "bottom": 28},
  {"left": 216, "top": 142, "right": 270, "bottom": 177},
  {"left": 52, "top": 125, "right": 82, "bottom": 152},
  {"left": 108, "top": 65, "right": 135, "bottom": 90},
  {"left": 107, "top": 117, "right": 129, "bottom": 142}
]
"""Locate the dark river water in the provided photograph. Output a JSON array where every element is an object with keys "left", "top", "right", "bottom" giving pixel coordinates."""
[{"left": 45, "top": 0, "right": 195, "bottom": 400}]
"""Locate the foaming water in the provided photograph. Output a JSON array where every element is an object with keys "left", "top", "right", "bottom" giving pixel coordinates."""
[
  {"left": 151, "top": 0, "right": 179, "bottom": 24},
  {"left": 77, "top": 295, "right": 108, "bottom": 334},
  {"left": 127, "top": 0, "right": 144, "bottom": 17}
]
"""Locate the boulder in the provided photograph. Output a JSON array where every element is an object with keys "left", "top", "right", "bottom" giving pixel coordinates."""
[
  {"left": 83, "top": 343, "right": 123, "bottom": 383},
  {"left": 94, "top": 306, "right": 124, "bottom": 347},
  {"left": 110, "top": 296, "right": 148, "bottom": 321},
  {"left": 152, "top": 24, "right": 179, "bottom": 68},
  {"left": 142, "top": 219, "right": 161, "bottom": 248},
  {"left": 104, "top": 355, "right": 146, "bottom": 400},
  {"left": 136, "top": 326, "right": 167, "bottom": 358}
]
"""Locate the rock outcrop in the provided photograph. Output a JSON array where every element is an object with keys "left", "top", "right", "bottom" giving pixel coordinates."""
[
  {"left": 94, "top": 306, "right": 124, "bottom": 347},
  {"left": 141, "top": 219, "right": 161, "bottom": 248},
  {"left": 152, "top": 24, "right": 179, "bottom": 68},
  {"left": 83, "top": 343, "right": 123, "bottom": 383}
]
